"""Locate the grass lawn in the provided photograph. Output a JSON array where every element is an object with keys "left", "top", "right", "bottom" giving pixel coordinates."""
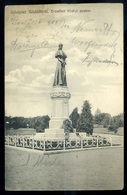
[
  {"left": 5, "top": 127, "right": 124, "bottom": 136},
  {"left": 93, "top": 127, "right": 123, "bottom": 136},
  {"left": 5, "top": 146, "right": 123, "bottom": 190}
]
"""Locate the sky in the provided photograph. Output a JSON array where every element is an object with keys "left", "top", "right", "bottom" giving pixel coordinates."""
[{"left": 5, "top": 4, "right": 123, "bottom": 117}]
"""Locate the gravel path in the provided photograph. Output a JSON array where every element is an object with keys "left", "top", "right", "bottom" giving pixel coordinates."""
[{"left": 5, "top": 146, "right": 123, "bottom": 190}]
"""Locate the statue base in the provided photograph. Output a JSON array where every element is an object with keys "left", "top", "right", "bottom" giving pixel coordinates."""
[
  {"left": 49, "top": 86, "right": 71, "bottom": 129},
  {"left": 44, "top": 128, "right": 65, "bottom": 140},
  {"left": 49, "top": 117, "right": 71, "bottom": 129},
  {"left": 36, "top": 86, "right": 72, "bottom": 140},
  {"left": 34, "top": 131, "right": 81, "bottom": 140}
]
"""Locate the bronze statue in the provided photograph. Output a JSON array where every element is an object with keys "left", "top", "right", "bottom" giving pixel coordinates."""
[{"left": 53, "top": 43, "right": 67, "bottom": 86}]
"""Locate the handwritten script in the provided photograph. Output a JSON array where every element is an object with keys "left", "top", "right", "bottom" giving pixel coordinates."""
[
  {"left": 22, "top": 154, "right": 63, "bottom": 166},
  {"left": 8, "top": 10, "right": 121, "bottom": 67}
]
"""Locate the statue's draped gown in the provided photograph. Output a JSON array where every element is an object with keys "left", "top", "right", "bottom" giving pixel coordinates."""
[{"left": 53, "top": 49, "right": 67, "bottom": 86}]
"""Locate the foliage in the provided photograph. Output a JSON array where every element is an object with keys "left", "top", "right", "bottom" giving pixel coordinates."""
[
  {"left": 113, "top": 113, "right": 124, "bottom": 127},
  {"left": 62, "top": 119, "right": 73, "bottom": 133},
  {"left": 95, "top": 108, "right": 101, "bottom": 116},
  {"left": 5, "top": 108, "right": 123, "bottom": 135},
  {"left": 69, "top": 107, "right": 79, "bottom": 129},
  {"left": 94, "top": 109, "right": 124, "bottom": 131},
  {"left": 108, "top": 118, "right": 118, "bottom": 133},
  {"left": 94, "top": 109, "right": 111, "bottom": 127},
  {"left": 108, "top": 113, "right": 124, "bottom": 133},
  {"left": 5, "top": 115, "right": 50, "bottom": 132},
  {"left": 77, "top": 100, "right": 93, "bottom": 135}
]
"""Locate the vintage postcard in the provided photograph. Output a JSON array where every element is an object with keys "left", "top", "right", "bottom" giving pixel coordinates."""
[{"left": 5, "top": 4, "right": 123, "bottom": 190}]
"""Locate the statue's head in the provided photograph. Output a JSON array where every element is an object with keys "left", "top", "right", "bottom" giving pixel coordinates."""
[{"left": 58, "top": 43, "right": 63, "bottom": 50}]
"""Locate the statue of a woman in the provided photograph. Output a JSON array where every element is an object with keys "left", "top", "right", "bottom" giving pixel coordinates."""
[{"left": 53, "top": 43, "right": 67, "bottom": 86}]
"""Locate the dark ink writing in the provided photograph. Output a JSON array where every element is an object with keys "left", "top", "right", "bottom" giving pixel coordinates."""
[
  {"left": 47, "top": 18, "right": 71, "bottom": 29},
  {"left": 10, "top": 38, "right": 57, "bottom": 57},
  {"left": 82, "top": 52, "right": 119, "bottom": 67},
  {"left": 11, "top": 16, "right": 44, "bottom": 27},
  {"left": 71, "top": 19, "right": 95, "bottom": 33}
]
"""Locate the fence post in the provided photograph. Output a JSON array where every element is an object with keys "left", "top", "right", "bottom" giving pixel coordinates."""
[
  {"left": 97, "top": 135, "right": 98, "bottom": 148},
  {"left": 110, "top": 136, "right": 112, "bottom": 147},
  {"left": 63, "top": 139, "right": 65, "bottom": 150},
  {"left": 23, "top": 136, "right": 24, "bottom": 148},
  {"left": 43, "top": 139, "right": 45, "bottom": 151},
  {"left": 15, "top": 135, "right": 16, "bottom": 147},
  {"left": 8, "top": 135, "right": 9, "bottom": 145},
  {"left": 81, "top": 138, "right": 83, "bottom": 149},
  {"left": 17, "top": 135, "right": 18, "bottom": 146},
  {"left": 32, "top": 135, "right": 34, "bottom": 149},
  {"left": 87, "top": 138, "right": 88, "bottom": 147},
  {"left": 92, "top": 137, "right": 93, "bottom": 146}
]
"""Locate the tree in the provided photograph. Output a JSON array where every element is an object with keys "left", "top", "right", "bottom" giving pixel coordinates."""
[
  {"left": 108, "top": 117, "right": 119, "bottom": 133},
  {"left": 36, "top": 122, "right": 46, "bottom": 132},
  {"left": 108, "top": 113, "right": 124, "bottom": 133},
  {"left": 62, "top": 119, "right": 73, "bottom": 133},
  {"left": 34, "top": 115, "right": 50, "bottom": 131},
  {"left": 69, "top": 107, "right": 79, "bottom": 128},
  {"left": 95, "top": 108, "right": 101, "bottom": 116},
  {"left": 102, "top": 113, "right": 111, "bottom": 128},
  {"left": 77, "top": 100, "right": 93, "bottom": 135},
  {"left": 94, "top": 109, "right": 111, "bottom": 128},
  {"left": 115, "top": 113, "right": 124, "bottom": 127},
  {"left": 94, "top": 109, "right": 102, "bottom": 125},
  {"left": 5, "top": 115, "right": 50, "bottom": 131}
]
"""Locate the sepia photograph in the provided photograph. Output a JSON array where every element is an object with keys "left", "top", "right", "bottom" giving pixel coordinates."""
[{"left": 5, "top": 3, "right": 123, "bottom": 190}]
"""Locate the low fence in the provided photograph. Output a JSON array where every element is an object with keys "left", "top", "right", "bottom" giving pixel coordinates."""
[{"left": 5, "top": 134, "right": 123, "bottom": 152}]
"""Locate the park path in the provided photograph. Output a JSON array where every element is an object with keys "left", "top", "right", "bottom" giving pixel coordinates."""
[{"left": 5, "top": 146, "right": 123, "bottom": 190}]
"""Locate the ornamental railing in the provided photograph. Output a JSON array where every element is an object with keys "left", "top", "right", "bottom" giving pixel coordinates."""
[{"left": 5, "top": 134, "right": 123, "bottom": 152}]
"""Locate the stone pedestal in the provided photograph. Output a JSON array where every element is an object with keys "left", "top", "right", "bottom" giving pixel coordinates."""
[
  {"left": 44, "top": 128, "right": 65, "bottom": 140},
  {"left": 43, "top": 86, "right": 71, "bottom": 139},
  {"left": 49, "top": 86, "right": 71, "bottom": 129}
]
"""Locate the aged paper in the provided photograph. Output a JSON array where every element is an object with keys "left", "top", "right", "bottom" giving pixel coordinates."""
[{"left": 5, "top": 4, "right": 123, "bottom": 190}]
